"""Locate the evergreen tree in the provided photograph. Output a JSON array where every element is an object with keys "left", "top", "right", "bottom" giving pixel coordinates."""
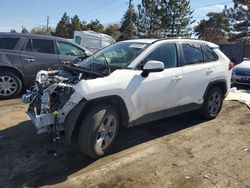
[
  {"left": 226, "top": 0, "right": 250, "bottom": 41},
  {"left": 161, "top": 0, "right": 194, "bottom": 37},
  {"left": 21, "top": 27, "right": 28, "bottom": 33},
  {"left": 86, "top": 19, "right": 104, "bottom": 33},
  {"left": 137, "top": 0, "right": 161, "bottom": 38},
  {"left": 10, "top": 29, "right": 16, "bottom": 33},
  {"left": 69, "top": 15, "right": 83, "bottom": 37},
  {"left": 119, "top": 0, "right": 138, "bottom": 40},
  {"left": 54, "top": 12, "right": 71, "bottom": 38},
  {"left": 105, "top": 24, "right": 121, "bottom": 40},
  {"left": 137, "top": 0, "right": 194, "bottom": 38},
  {"left": 194, "top": 11, "right": 229, "bottom": 44}
]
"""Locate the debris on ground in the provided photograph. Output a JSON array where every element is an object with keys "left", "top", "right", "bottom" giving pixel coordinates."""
[{"left": 226, "top": 87, "right": 250, "bottom": 108}]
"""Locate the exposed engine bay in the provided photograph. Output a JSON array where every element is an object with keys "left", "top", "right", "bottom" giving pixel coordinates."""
[{"left": 21, "top": 64, "right": 106, "bottom": 135}]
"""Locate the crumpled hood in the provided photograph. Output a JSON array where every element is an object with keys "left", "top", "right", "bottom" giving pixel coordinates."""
[{"left": 236, "top": 61, "right": 250, "bottom": 69}]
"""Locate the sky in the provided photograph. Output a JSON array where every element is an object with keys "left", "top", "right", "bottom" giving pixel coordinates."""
[{"left": 0, "top": 0, "right": 234, "bottom": 32}]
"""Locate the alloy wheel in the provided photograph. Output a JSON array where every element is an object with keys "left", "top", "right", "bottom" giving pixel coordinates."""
[{"left": 0, "top": 76, "right": 18, "bottom": 96}]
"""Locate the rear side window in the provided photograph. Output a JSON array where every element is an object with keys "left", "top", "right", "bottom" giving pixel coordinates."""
[
  {"left": 0, "top": 38, "right": 19, "bottom": 50},
  {"left": 24, "top": 39, "right": 55, "bottom": 54},
  {"left": 32, "top": 39, "right": 55, "bottom": 54},
  {"left": 182, "top": 43, "right": 203, "bottom": 65},
  {"left": 202, "top": 45, "right": 219, "bottom": 62}
]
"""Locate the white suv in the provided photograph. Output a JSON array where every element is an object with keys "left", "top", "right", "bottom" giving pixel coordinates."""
[{"left": 22, "top": 39, "right": 232, "bottom": 158}]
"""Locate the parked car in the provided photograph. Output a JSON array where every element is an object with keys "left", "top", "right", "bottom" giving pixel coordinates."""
[
  {"left": 0, "top": 33, "right": 92, "bottom": 99},
  {"left": 22, "top": 39, "right": 232, "bottom": 158},
  {"left": 232, "top": 58, "right": 250, "bottom": 86}
]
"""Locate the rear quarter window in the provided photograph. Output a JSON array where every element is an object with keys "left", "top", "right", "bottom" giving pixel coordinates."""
[
  {"left": 202, "top": 45, "right": 219, "bottom": 62},
  {"left": 0, "top": 38, "right": 20, "bottom": 50}
]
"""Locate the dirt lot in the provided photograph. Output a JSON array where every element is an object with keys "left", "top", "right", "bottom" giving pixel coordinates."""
[{"left": 0, "top": 97, "right": 250, "bottom": 188}]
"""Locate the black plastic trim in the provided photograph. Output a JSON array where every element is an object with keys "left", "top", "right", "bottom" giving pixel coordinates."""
[{"left": 128, "top": 103, "right": 202, "bottom": 127}]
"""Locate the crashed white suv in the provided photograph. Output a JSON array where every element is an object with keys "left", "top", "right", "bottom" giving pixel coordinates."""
[{"left": 22, "top": 39, "right": 232, "bottom": 158}]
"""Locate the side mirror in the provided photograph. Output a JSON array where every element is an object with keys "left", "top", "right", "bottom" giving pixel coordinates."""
[
  {"left": 243, "top": 57, "right": 248, "bottom": 61},
  {"left": 141, "top": 60, "right": 164, "bottom": 77}
]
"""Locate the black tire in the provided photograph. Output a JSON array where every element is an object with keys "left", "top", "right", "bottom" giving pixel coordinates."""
[
  {"left": 0, "top": 71, "right": 22, "bottom": 100},
  {"left": 79, "top": 104, "right": 119, "bottom": 158},
  {"left": 200, "top": 87, "right": 223, "bottom": 119}
]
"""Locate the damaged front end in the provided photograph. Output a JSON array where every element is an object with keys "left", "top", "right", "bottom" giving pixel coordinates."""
[{"left": 21, "top": 68, "right": 85, "bottom": 136}]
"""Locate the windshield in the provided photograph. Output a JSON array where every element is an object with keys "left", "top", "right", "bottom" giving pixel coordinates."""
[{"left": 78, "top": 42, "right": 149, "bottom": 69}]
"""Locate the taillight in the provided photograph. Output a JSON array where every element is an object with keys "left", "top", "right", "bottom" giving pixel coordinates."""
[{"left": 229, "top": 62, "right": 235, "bottom": 70}]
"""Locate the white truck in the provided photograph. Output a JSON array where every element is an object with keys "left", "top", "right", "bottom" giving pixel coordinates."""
[{"left": 73, "top": 30, "right": 115, "bottom": 53}]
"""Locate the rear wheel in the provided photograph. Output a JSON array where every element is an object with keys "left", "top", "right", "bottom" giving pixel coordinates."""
[
  {"left": 0, "top": 71, "right": 22, "bottom": 100},
  {"left": 78, "top": 104, "right": 119, "bottom": 158},
  {"left": 200, "top": 87, "right": 223, "bottom": 119}
]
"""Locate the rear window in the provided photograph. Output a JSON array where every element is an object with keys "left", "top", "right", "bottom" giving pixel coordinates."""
[{"left": 0, "top": 38, "right": 19, "bottom": 50}]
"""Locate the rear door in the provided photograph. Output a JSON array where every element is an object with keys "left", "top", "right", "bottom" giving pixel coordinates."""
[
  {"left": 180, "top": 43, "right": 219, "bottom": 105},
  {"left": 20, "top": 38, "right": 59, "bottom": 85},
  {"left": 56, "top": 41, "right": 86, "bottom": 65}
]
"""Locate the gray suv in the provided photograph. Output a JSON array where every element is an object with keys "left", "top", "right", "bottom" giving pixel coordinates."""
[{"left": 0, "top": 33, "right": 91, "bottom": 99}]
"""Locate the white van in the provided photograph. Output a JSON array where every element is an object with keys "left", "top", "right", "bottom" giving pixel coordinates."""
[{"left": 73, "top": 30, "right": 116, "bottom": 53}]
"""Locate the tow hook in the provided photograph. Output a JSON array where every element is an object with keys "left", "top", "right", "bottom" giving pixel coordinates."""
[{"left": 52, "top": 111, "right": 60, "bottom": 142}]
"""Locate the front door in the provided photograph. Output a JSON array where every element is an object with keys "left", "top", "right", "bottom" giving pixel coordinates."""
[{"left": 130, "top": 43, "right": 184, "bottom": 121}]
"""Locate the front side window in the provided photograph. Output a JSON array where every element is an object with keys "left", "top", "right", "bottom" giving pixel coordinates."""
[
  {"left": 182, "top": 43, "right": 203, "bottom": 65},
  {"left": 142, "top": 44, "right": 177, "bottom": 69},
  {"left": 0, "top": 38, "right": 20, "bottom": 50},
  {"left": 58, "top": 41, "right": 85, "bottom": 57},
  {"left": 32, "top": 39, "right": 55, "bottom": 54}
]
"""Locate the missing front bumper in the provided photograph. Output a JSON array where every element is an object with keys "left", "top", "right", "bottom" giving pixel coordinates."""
[{"left": 27, "top": 111, "right": 55, "bottom": 134}]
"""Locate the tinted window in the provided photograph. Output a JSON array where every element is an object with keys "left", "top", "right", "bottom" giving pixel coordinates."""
[
  {"left": 143, "top": 44, "right": 177, "bottom": 68},
  {"left": 24, "top": 39, "right": 32, "bottom": 52},
  {"left": 0, "top": 38, "right": 19, "bottom": 50},
  {"left": 32, "top": 39, "right": 55, "bottom": 54},
  {"left": 202, "top": 45, "right": 219, "bottom": 62},
  {"left": 183, "top": 43, "right": 204, "bottom": 65},
  {"left": 58, "top": 41, "right": 85, "bottom": 57}
]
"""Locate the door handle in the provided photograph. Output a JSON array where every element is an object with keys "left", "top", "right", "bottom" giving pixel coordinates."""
[
  {"left": 172, "top": 75, "right": 183, "bottom": 81},
  {"left": 24, "top": 58, "right": 35, "bottom": 62},
  {"left": 60, "top": 60, "right": 70, "bottom": 64},
  {"left": 206, "top": 68, "right": 214, "bottom": 74}
]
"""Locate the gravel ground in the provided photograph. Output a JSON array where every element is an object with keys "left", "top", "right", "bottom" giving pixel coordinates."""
[{"left": 0, "top": 97, "right": 250, "bottom": 188}]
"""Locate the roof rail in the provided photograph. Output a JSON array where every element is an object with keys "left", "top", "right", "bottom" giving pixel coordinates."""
[{"left": 152, "top": 37, "right": 200, "bottom": 43}]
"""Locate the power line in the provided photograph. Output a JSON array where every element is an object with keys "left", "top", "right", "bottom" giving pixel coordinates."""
[{"left": 193, "top": 1, "right": 233, "bottom": 10}]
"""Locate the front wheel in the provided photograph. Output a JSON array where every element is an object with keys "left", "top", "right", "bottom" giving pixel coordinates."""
[
  {"left": 200, "top": 87, "right": 223, "bottom": 119},
  {"left": 78, "top": 104, "right": 119, "bottom": 158}
]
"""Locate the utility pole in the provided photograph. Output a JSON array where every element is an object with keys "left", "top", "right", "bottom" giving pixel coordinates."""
[
  {"left": 46, "top": 16, "right": 49, "bottom": 31},
  {"left": 129, "top": 0, "right": 132, "bottom": 9}
]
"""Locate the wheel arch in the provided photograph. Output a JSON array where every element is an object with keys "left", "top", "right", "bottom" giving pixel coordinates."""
[
  {"left": 0, "top": 65, "right": 24, "bottom": 84},
  {"left": 203, "top": 79, "right": 228, "bottom": 99},
  {"left": 64, "top": 95, "right": 129, "bottom": 144}
]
